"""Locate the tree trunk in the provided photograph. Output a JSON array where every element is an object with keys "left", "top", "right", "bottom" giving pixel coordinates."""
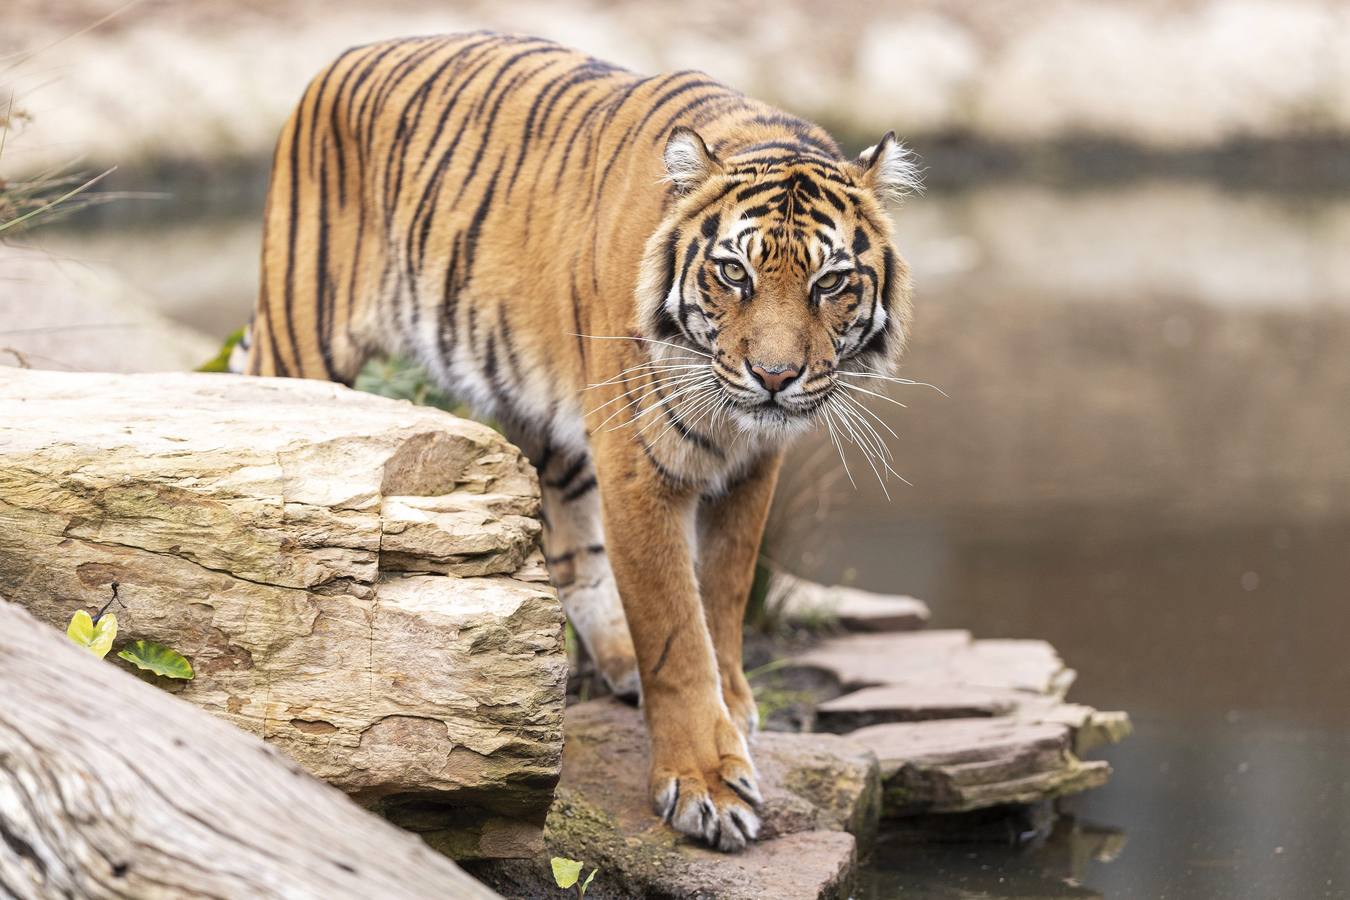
[
  {"left": 0, "top": 369, "right": 567, "bottom": 859},
  {"left": 0, "top": 598, "right": 502, "bottom": 899}
]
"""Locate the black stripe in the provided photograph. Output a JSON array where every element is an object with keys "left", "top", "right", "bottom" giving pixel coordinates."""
[
  {"left": 637, "top": 435, "right": 698, "bottom": 492},
  {"left": 280, "top": 117, "right": 305, "bottom": 376},
  {"left": 570, "top": 279, "right": 588, "bottom": 365},
  {"left": 546, "top": 455, "right": 589, "bottom": 490},
  {"left": 562, "top": 476, "right": 598, "bottom": 502},
  {"left": 313, "top": 142, "right": 340, "bottom": 381}
]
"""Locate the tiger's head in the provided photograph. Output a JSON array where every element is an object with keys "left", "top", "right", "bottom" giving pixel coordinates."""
[{"left": 637, "top": 126, "right": 918, "bottom": 439}]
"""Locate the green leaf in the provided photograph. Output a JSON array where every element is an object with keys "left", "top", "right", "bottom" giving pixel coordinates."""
[
  {"left": 117, "top": 640, "right": 194, "bottom": 679},
  {"left": 580, "top": 867, "right": 597, "bottom": 897},
  {"left": 550, "top": 857, "right": 584, "bottom": 889},
  {"left": 196, "top": 328, "right": 245, "bottom": 373},
  {"left": 67, "top": 610, "right": 117, "bottom": 658}
]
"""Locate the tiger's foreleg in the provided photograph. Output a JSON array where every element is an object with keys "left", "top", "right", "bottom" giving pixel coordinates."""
[
  {"left": 506, "top": 434, "right": 640, "bottom": 699},
  {"left": 591, "top": 428, "right": 762, "bottom": 852},
  {"left": 696, "top": 452, "right": 783, "bottom": 739}
]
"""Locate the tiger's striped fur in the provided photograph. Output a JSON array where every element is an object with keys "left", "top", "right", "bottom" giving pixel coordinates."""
[{"left": 238, "top": 32, "right": 916, "bottom": 852}]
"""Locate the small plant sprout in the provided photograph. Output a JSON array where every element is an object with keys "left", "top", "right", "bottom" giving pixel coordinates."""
[
  {"left": 550, "top": 857, "right": 598, "bottom": 898},
  {"left": 66, "top": 608, "right": 117, "bottom": 658},
  {"left": 65, "top": 581, "right": 125, "bottom": 658},
  {"left": 118, "top": 640, "right": 194, "bottom": 679},
  {"left": 64, "top": 582, "right": 195, "bottom": 680}
]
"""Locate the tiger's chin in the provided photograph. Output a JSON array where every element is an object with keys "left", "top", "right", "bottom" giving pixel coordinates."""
[{"left": 727, "top": 396, "right": 824, "bottom": 440}]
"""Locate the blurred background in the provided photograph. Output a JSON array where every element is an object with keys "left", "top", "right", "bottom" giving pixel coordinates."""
[{"left": 3, "top": 2, "right": 1349, "bottom": 897}]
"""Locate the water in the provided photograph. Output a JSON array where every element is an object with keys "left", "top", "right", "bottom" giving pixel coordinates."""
[{"left": 39, "top": 168, "right": 1350, "bottom": 899}]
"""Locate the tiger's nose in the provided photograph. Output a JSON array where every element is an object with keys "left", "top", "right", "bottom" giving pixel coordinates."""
[{"left": 748, "top": 363, "right": 801, "bottom": 394}]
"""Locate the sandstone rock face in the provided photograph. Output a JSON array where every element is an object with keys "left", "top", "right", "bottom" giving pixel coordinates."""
[
  {"left": 472, "top": 699, "right": 881, "bottom": 900},
  {"left": 0, "top": 369, "right": 568, "bottom": 859}
]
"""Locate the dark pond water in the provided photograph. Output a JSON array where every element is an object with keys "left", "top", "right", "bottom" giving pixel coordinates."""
[{"left": 45, "top": 167, "right": 1350, "bottom": 899}]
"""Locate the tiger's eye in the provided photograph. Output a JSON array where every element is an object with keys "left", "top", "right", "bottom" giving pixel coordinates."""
[
  {"left": 719, "top": 261, "right": 747, "bottom": 285},
  {"left": 816, "top": 271, "right": 843, "bottom": 292}
]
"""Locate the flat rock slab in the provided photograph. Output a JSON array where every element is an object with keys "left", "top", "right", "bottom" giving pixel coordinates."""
[
  {"left": 847, "top": 718, "right": 1111, "bottom": 815},
  {"left": 816, "top": 685, "right": 1132, "bottom": 754},
  {"left": 785, "top": 626, "right": 1130, "bottom": 819},
  {"left": 789, "top": 630, "right": 1076, "bottom": 697},
  {"left": 473, "top": 698, "right": 880, "bottom": 900},
  {"left": 768, "top": 570, "right": 930, "bottom": 632}
]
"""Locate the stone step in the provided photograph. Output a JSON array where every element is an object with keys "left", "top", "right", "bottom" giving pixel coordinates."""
[
  {"left": 847, "top": 717, "right": 1113, "bottom": 816},
  {"left": 816, "top": 684, "right": 1132, "bottom": 755},
  {"left": 787, "top": 630, "right": 1077, "bottom": 697},
  {"left": 766, "top": 571, "right": 931, "bottom": 632}
]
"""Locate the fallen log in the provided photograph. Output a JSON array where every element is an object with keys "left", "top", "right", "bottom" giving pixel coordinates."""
[
  {"left": 0, "top": 369, "right": 568, "bottom": 858},
  {"left": 0, "top": 598, "right": 500, "bottom": 899}
]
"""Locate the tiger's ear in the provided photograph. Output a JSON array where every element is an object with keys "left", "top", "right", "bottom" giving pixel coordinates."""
[
  {"left": 853, "top": 131, "right": 922, "bottom": 203},
  {"left": 663, "top": 127, "right": 723, "bottom": 193}
]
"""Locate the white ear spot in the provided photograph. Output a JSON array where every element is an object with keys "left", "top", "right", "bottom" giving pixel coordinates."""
[
  {"left": 663, "top": 127, "right": 721, "bottom": 193},
  {"left": 858, "top": 131, "right": 923, "bottom": 203}
]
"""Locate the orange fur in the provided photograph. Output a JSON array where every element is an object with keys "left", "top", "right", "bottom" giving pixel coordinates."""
[{"left": 242, "top": 32, "right": 914, "bottom": 851}]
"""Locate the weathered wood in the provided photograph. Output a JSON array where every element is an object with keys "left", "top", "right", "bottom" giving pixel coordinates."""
[
  {"left": 0, "top": 369, "right": 568, "bottom": 857},
  {"left": 0, "top": 598, "right": 501, "bottom": 899}
]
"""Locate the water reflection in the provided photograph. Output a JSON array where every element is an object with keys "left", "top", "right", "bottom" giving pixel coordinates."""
[
  {"left": 779, "top": 181, "right": 1350, "bottom": 898},
  {"left": 857, "top": 813, "right": 1125, "bottom": 899}
]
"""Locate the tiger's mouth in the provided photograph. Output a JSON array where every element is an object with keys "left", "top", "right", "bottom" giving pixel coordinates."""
[{"left": 715, "top": 377, "right": 834, "bottom": 434}]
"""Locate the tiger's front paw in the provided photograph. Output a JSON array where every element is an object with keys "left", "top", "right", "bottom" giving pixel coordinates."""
[{"left": 649, "top": 713, "right": 763, "bottom": 852}]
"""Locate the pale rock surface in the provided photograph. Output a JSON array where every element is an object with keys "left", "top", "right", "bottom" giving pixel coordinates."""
[
  {"left": 767, "top": 570, "right": 931, "bottom": 631},
  {"left": 0, "top": 369, "right": 568, "bottom": 858},
  {"left": 787, "top": 626, "right": 1129, "bottom": 817},
  {"left": 816, "top": 684, "right": 1132, "bottom": 754},
  {"left": 790, "top": 630, "right": 1077, "bottom": 697},
  {"left": 848, "top": 718, "right": 1112, "bottom": 815}
]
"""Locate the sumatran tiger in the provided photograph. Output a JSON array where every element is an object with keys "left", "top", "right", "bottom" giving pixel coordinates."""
[{"left": 233, "top": 31, "right": 918, "bottom": 852}]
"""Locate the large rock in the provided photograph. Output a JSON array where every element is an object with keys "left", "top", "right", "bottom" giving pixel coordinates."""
[
  {"left": 472, "top": 699, "right": 881, "bottom": 900},
  {"left": 0, "top": 369, "right": 568, "bottom": 858}
]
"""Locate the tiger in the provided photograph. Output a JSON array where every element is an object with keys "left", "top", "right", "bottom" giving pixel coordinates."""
[{"left": 232, "top": 31, "right": 917, "bottom": 852}]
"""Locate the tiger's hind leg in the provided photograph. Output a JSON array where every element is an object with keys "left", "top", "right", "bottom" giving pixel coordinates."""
[
  {"left": 240, "top": 68, "right": 381, "bottom": 385},
  {"left": 508, "top": 430, "right": 639, "bottom": 699}
]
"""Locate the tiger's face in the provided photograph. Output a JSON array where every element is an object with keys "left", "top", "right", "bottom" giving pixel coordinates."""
[{"left": 639, "top": 127, "right": 917, "bottom": 438}]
